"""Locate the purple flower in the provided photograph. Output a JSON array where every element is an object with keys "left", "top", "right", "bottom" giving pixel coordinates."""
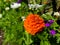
[
  {"left": 49, "top": 20, "right": 54, "bottom": 24},
  {"left": 45, "top": 20, "right": 54, "bottom": 27},
  {"left": 17, "top": 0, "right": 22, "bottom": 3},
  {"left": 50, "top": 30, "right": 56, "bottom": 35},
  {"left": 45, "top": 23, "right": 50, "bottom": 27}
]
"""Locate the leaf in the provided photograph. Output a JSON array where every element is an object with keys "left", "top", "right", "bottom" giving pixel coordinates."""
[
  {"left": 40, "top": 40, "right": 51, "bottom": 45},
  {"left": 57, "top": 37, "right": 60, "bottom": 43},
  {"left": 40, "top": 40, "right": 44, "bottom": 45},
  {"left": 51, "top": 22, "right": 59, "bottom": 28},
  {"left": 44, "top": 41, "right": 51, "bottom": 45}
]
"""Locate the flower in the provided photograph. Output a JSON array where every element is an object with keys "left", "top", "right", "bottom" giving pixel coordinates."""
[
  {"left": 24, "top": 14, "right": 45, "bottom": 35},
  {"left": 17, "top": 0, "right": 22, "bottom": 3},
  {"left": 21, "top": 16, "right": 26, "bottom": 21},
  {"left": 45, "top": 20, "right": 54, "bottom": 27},
  {"left": 54, "top": 12, "right": 60, "bottom": 16},
  {"left": 28, "top": 4, "right": 35, "bottom": 9},
  {"left": 49, "top": 20, "right": 54, "bottom": 24},
  {"left": 10, "top": 3, "right": 21, "bottom": 9},
  {"left": 50, "top": 30, "right": 56, "bottom": 35},
  {"left": 5, "top": 7, "right": 10, "bottom": 10},
  {"left": 45, "top": 22, "right": 50, "bottom": 27},
  {"left": 35, "top": 4, "right": 43, "bottom": 10},
  {"left": 28, "top": 4, "right": 43, "bottom": 10},
  {"left": 0, "top": 14, "right": 2, "bottom": 18}
]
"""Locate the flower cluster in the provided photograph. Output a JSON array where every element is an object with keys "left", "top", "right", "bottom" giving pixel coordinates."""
[
  {"left": 28, "top": 4, "right": 43, "bottom": 10},
  {"left": 45, "top": 20, "right": 54, "bottom": 27},
  {"left": 24, "top": 14, "right": 45, "bottom": 35},
  {"left": 45, "top": 20, "right": 56, "bottom": 35}
]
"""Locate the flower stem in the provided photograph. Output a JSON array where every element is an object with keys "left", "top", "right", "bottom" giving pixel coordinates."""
[{"left": 25, "top": 31, "right": 30, "bottom": 45}]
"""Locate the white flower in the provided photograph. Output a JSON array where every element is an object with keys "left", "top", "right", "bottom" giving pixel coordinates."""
[
  {"left": 21, "top": 16, "right": 25, "bottom": 21},
  {"left": 5, "top": 7, "right": 10, "bottom": 10},
  {"left": 0, "top": 14, "right": 2, "bottom": 18},
  {"left": 35, "top": 4, "right": 43, "bottom": 9},
  {"left": 28, "top": 4, "right": 43, "bottom": 10},
  {"left": 54, "top": 12, "right": 60, "bottom": 16},
  {"left": 28, "top": 4, "right": 35, "bottom": 9},
  {"left": 11, "top": 3, "right": 21, "bottom": 9}
]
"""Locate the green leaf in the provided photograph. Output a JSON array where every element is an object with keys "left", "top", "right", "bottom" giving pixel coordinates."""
[
  {"left": 44, "top": 41, "right": 51, "bottom": 45},
  {"left": 56, "top": 37, "right": 60, "bottom": 43},
  {"left": 40, "top": 40, "right": 44, "bottom": 45},
  {"left": 40, "top": 40, "right": 51, "bottom": 45}
]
